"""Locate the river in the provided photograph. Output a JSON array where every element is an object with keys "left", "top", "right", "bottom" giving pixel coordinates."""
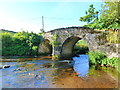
[{"left": 1, "top": 55, "right": 119, "bottom": 88}]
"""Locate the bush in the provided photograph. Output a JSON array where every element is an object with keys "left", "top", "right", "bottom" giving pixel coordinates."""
[
  {"left": 88, "top": 51, "right": 120, "bottom": 69},
  {"left": 101, "top": 58, "right": 108, "bottom": 65},
  {"left": 107, "top": 57, "right": 119, "bottom": 67},
  {"left": 88, "top": 51, "right": 106, "bottom": 65},
  {"left": 1, "top": 31, "right": 43, "bottom": 56}
]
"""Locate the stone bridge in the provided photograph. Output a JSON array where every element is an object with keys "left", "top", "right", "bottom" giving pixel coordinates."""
[{"left": 39, "top": 26, "right": 119, "bottom": 60}]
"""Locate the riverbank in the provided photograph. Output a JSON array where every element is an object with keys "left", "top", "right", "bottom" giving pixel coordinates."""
[{"left": 1, "top": 56, "right": 52, "bottom": 62}]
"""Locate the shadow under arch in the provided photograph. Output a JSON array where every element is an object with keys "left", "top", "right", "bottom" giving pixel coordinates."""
[
  {"left": 60, "top": 36, "right": 82, "bottom": 59},
  {"left": 38, "top": 39, "right": 52, "bottom": 55}
]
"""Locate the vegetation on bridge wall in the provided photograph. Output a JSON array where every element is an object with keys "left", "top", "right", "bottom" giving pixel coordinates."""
[
  {"left": 96, "top": 30, "right": 120, "bottom": 45},
  {"left": 48, "top": 34, "right": 60, "bottom": 60},
  {"left": 106, "top": 30, "right": 120, "bottom": 44}
]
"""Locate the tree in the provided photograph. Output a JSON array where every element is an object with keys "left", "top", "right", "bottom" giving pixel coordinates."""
[
  {"left": 100, "top": 2, "right": 120, "bottom": 29},
  {"left": 80, "top": 2, "right": 120, "bottom": 29},
  {"left": 1, "top": 31, "right": 43, "bottom": 56},
  {"left": 2, "top": 32, "right": 13, "bottom": 56},
  {"left": 80, "top": 4, "right": 99, "bottom": 24}
]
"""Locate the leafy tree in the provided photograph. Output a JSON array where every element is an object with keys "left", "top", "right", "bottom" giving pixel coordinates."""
[
  {"left": 13, "top": 32, "right": 31, "bottom": 56},
  {"left": 1, "top": 31, "right": 43, "bottom": 56},
  {"left": 2, "top": 32, "right": 13, "bottom": 56},
  {"left": 80, "top": 2, "right": 120, "bottom": 29},
  {"left": 80, "top": 4, "right": 99, "bottom": 24},
  {"left": 100, "top": 2, "right": 120, "bottom": 29}
]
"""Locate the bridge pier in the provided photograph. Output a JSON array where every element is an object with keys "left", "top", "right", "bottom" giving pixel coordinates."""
[
  {"left": 52, "top": 45, "right": 62, "bottom": 60},
  {"left": 38, "top": 39, "right": 52, "bottom": 55}
]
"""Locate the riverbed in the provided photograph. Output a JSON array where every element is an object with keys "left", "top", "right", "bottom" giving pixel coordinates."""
[{"left": 1, "top": 55, "right": 119, "bottom": 88}]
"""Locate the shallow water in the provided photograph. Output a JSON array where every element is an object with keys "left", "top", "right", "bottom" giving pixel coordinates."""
[{"left": 1, "top": 55, "right": 119, "bottom": 88}]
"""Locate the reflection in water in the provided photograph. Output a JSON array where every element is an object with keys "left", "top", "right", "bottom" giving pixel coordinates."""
[
  {"left": 1, "top": 55, "right": 119, "bottom": 88},
  {"left": 73, "top": 55, "right": 89, "bottom": 77}
]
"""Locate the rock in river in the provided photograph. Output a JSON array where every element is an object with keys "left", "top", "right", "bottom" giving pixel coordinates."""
[{"left": 3, "top": 65, "right": 10, "bottom": 69}]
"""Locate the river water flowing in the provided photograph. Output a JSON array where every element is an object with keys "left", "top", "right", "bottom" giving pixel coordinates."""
[{"left": 1, "top": 55, "right": 119, "bottom": 88}]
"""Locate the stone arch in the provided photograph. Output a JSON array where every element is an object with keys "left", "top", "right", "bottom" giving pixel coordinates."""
[
  {"left": 60, "top": 36, "right": 82, "bottom": 59},
  {"left": 42, "top": 27, "right": 119, "bottom": 60},
  {"left": 38, "top": 39, "right": 52, "bottom": 55}
]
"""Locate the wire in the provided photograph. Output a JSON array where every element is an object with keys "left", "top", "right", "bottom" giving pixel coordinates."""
[
  {"left": 16, "top": 16, "right": 76, "bottom": 22},
  {"left": 44, "top": 17, "right": 76, "bottom": 20},
  {"left": 16, "top": 17, "right": 42, "bottom": 22}
]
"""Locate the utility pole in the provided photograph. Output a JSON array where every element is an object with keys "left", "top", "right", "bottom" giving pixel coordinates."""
[{"left": 42, "top": 16, "right": 44, "bottom": 30}]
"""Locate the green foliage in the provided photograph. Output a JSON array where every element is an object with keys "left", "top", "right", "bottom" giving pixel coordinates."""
[
  {"left": 74, "top": 40, "right": 89, "bottom": 54},
  {"left": 101, "top": 57, "right": 119, "bottom": 68},
  {"left": 32, "top": 46, "right": 38, "bottom": 55},
  {"left": 88, "top": 51, "right": 106, "bottom": 65},
  {"left": 50, "top": 34, "right": 59, "bottom": 47},
  {"left": 0, "top": 29, "right": 16, "bottom": 35},
  {"left": 100, "top": 2, "right": 119, "bottom": 29},
  {"left": 1, "top": 31, "right": 43, "bottom": 56},
  {"left": 74, "top": 46, "right": 88, "bottom": 54},
  {"left": 52, "top": 55, "right": 59, "bottom": 60},
  {"left": 2, "top": 32, "right": 13, "bottom": 56},
  {"left": 108, "top": 58, "right": 118, "bottom": 67},
  {"left": 80, "top": 4, "right": 99, "bottom": 24},
  {"left": 88, "top": 51, "right": 120, "bottom": 68},
  {"left": 80, "top": 2, "right": 119, "bottom": 29},
  {"left": 75, "top": 40, "right": 88, "bottom": 47},
  {"left": 106, "top": 30, "right": 120, "bottom": 44}
]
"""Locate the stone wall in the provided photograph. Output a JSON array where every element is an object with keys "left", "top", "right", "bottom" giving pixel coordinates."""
[{"left": 39, "top": 27, "right": 119, "bottom": 59}]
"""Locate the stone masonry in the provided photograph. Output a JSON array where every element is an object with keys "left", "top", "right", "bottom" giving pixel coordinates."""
[{"left": 38, "top": 26, "right": 119, "bottom": 60}]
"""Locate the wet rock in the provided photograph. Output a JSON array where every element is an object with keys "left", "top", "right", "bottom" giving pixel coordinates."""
[
  {"left": 58, "top": 60, "right": 71, "bottom": 63},
  {"left": 3, "top": 65, "right": 10, "bottom": 69},
  {"left": 0, "top": 65, "right": 11, "bottom": 69},
  {"left": 35, "top": 75, "right": 41, "bottom": 79},
  {"left": 13, "top": 67, "right": 25, "bottom": 71},
  {"left": 29, "top": 73, "right": 36, "bottom": 76}
]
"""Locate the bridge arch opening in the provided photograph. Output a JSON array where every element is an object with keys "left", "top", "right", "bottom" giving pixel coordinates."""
[
  {"left": 60, "top": 36, "right": 89, "bottom": 59},
  {"left": 38, "top": 39, "right": 52, "bottom": 55},
  {"left": 73, "top": 39, "right": 89, "bottom": 55}
]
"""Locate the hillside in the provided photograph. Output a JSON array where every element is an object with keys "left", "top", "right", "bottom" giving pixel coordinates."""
[{"left": 0, "top": 29, "right": 17, "bottom": 35}]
